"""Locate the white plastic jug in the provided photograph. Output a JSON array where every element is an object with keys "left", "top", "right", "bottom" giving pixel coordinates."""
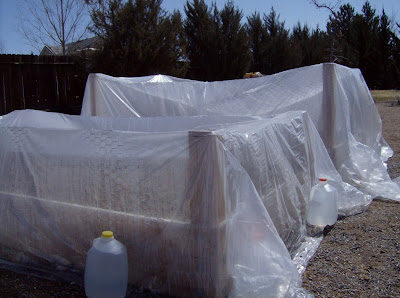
[
  {"left": 306, "top": 178, "right": 338, "bottom": 227},
  {"left": 84, "top": 231, "right": 128, "bottom": 298}
]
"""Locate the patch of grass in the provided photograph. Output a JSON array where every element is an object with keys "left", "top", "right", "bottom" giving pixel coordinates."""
[{"left": 370, "top": 90, "right": 400, "bottom": 102}]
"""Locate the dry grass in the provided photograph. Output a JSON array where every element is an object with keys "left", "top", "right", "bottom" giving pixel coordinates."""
[{"left": 370, "top": 90, "right": 400, "bottom": 102}]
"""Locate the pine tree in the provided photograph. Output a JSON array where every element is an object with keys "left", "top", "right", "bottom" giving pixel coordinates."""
[
  {"left": 377, "top": 9, "right": 394, "bottom": 88},
  {"left": 184, "top": 0, "right": 250, "bottom": 81},
  {"left": 308, "top": 27, "right": 329, "bottom": 65},
  {"left": 291, "top": 22, "right": 311, "bottom": 67},
  {"left": 184, "top": 0, "right": 215, "bottom": 80},
  {"left": 323, "top": 1, "right": 399, "bottom": 89},
  {"left": 353, "top": 1, "right": 380, "bottom": 88},
  {"left": 247, "top": 12, "right": 267, "bottom": 72},
  {"left": 262, "top": 7, "right": 293, "bottom": 74},
  {"left": 89, "top": 0, "right": 186, "bottom": 77},
  {"left": 392, "top": 27, "right": 400, "bottom": 88},
  {"left": 218, "top": 1, "right": 250, "bottom": 80},
  {"left": 327, "top": 3, "right": 357, "bottom": 65}
]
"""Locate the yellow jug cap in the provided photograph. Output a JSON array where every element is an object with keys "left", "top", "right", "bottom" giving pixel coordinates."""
[{"left": 102, "top": 231, "right": 113, "bottom": 238}]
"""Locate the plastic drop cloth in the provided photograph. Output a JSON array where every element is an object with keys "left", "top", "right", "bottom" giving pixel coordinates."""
[
  {"left": 0, "top": 110, "right": 302, "bottom": 297},
  {"left": 0, "top": 109, "right": 372, "bottom": 297},
  {"left": 81, "top": 63, "right": 400, "bottom": 201}
]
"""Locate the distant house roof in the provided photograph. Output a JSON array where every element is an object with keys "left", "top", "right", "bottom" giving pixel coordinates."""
[{"left": 40, "top": 37, "right": 99, "bottom": 56}]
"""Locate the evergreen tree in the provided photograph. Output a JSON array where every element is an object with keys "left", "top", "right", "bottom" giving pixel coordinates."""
[
  {"left": 184, "top": 0, "right": 250, "bottom": 81},
  {"left": 392, "top": 27, "right": 400, "bottom": 88},
  {"left": 308, "top": 27, "right": 330, "bottom": 65},
  {"left": 247, "top": 12, "right": 266, "bottom": 72},
  {"left": 377, "top": 9, "right": 394, "bottom": 88},
  {"left": 291, "top": 22, "right": 311, "bottom": 67},
  {"left": 184, "top": 0, "right": 217, "bottom": 80},
  {"left": 323, "top": 1, "right": 399, "bottom": 89},
  {"left": 89, "top": 0, "right": 186, "bottom": 77},
  {"left": 262, "top": 7, "right": 293, "bottom": 74},
  {"left": 327, "top": 3, "right": 357, "bottom": 65},
  {"left": 218, "top": 1, "right": 251, "bottom": 80},
  {"left": 353, "top": 1, "right": 380, "bottom": 87},
  {"left": 290, "top": 23, "right": 329, "bottom": 67},
  {"left": 86, "top": 0, "right": 399, "bottom": 88}
]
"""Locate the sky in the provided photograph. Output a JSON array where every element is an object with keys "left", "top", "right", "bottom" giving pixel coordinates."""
[{"left": 0, "top": 0, "right": 399, "bottom": 54}]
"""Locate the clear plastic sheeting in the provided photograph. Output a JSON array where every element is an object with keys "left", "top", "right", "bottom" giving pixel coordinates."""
[
  {"left": 0, "top": 109, "right": 366, "bottom": 297},
  {"left": 292, "top": 236, "right": 323, "bottom": 275},
  {"left": 81, "top": 63, "right": 400, "bottom": 201},
  {"left": 202, "top": 111, "right": 370, "bottom": 251}
]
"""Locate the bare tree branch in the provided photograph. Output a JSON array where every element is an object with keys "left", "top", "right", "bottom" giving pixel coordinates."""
[
  {"left": 310, "top": 0, "right": 343, "bottom": 62},
  {"left": 310, "top": 0, "right": 341, "bottom": 18},
  {"left": 18, "top": 0, "right": 90, "bottom": 54}
]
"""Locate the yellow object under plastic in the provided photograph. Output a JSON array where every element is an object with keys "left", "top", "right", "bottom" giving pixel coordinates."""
[{"left": 102, "top": 231, "right": 113, "bottom": 238}]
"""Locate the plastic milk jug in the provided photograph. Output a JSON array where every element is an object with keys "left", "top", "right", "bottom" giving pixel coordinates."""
[
  {"left": 84, "top": 231, "right": 128, "bottom": 298},
  {"left": 306, "top": 178, "right": 338, "bottom": 227}
]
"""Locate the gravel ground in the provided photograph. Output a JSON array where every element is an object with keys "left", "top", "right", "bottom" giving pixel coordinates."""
[
  {"left": 303, "top": 102, "right": 400, "bottom": 297},
  {"left": 302, "top": 199, "right": 400, "bottom": 297},
  {"left": 0, "top": 269, "right": 85, "bottom": 297},
  {"left": 1, "top": 102, "right": 399, "bottom": 297}
]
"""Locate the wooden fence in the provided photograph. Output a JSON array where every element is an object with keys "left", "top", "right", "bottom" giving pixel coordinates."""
[{"left": 0, "top": 54, "right": 87, "bottom": 115}]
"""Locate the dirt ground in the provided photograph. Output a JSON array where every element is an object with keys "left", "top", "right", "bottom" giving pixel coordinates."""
[
  {"left": 1, "top": 102, "right": 399, "bottom": 297},
  {"left": 377, "top": 102, "right": 400, "bottom": 178}
]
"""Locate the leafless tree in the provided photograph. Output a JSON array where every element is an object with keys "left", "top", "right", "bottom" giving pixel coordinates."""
[
  {"left": 18, "top": 0, "right": 91, "bottom": 54},
  {"left": 309, "top": 0, "right": 341, "bottom": 17},
  {"left": 310, "top": 0, "right": 342, "bottom": 62},
  {"left": 0, "top": 41, "right": 5, "bottom": 54}
]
